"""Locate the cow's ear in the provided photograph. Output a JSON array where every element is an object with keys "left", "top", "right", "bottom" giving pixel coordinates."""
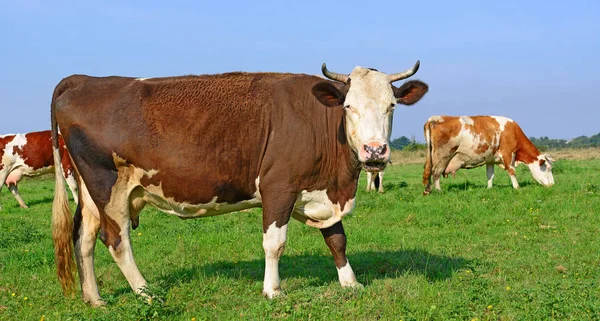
[
  {"left": 312, "top": 82, "right": 345, "bottom": 107},
  {"left": 394, "top": 80, "right": 429, "bottom": 105}
]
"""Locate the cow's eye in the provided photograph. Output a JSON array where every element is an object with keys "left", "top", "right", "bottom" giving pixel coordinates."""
[{"left": 344, "top": 105, "right": 359, "bottom": 115}]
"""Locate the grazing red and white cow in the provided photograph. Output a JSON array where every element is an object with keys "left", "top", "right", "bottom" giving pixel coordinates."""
[
  {"left": 365, "top": 170, "right": 384, "bottom": 193},
  {"left": 365, "top": 161, "right": 391, "bottom": 193},
  {"left": 51, "top": 62, "right": 428, "bottom": 305},
  {"left": 0, "top": 131, "right": 77, "bottom": 209},
  {"left": 422, "top": 116, "right": 554, "bottom": 194}
]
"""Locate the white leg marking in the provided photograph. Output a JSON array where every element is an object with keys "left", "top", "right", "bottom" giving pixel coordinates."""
[
  {"left": 0, "top": 169, "right": 11, "bottom": 210},
  {"left": 337, "top": 259, "right": 361, "bottom": 288},
  {"left": 434, "top": 176, "right": 441, "bottom": 191},
  {"left": 377, "top": 171, "right": 384, "bottom": 193},
  {"left": 366, "top": 172, "right": 373, "bottom": 191},
  {"left": 510, "top": 174, "right": 520, "bottom": 189},
  {"left": 108, "top": 235, "right": 148, "bottom": 296},
  {"left": 486, "top": 164, "right": 495, "bottom": 188},
  {"left": 64, "top": 172, "right": 79, "bottom": 205},
  {"left": 8, "top": 184, "right": 28, "bottom": 208},
  {"left": 75, "top": 201, "right": 103, "bottom": 306},
  {"left": 104, "top": 178, "right": 147, "bottom": 297},
  {"left": 262, "top": 222, "right": 288, "bottom": 298}
]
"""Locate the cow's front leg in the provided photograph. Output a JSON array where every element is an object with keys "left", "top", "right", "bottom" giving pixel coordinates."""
[
  {"left": 365, "top": 171, "right": 373, "bottom": 191},
  {"left": 320, "top": 221, "right": 362, "bottom": 288},
  {"left": 261, "top": 189, "right": 296, "bottom": 298},
  {"left": 377, "top": 172, "right": 384, "bottom": 193},
  {"left": 503, "top": 154, "right": 520, "bottom": 189}
]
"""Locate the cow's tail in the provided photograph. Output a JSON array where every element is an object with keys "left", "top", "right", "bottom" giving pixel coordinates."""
[
  {"left": 51, "top": 77, "right": 76, "bottom": 295},
  {"left": 423, "top": 119, "right": 434, "bottom": 188}
]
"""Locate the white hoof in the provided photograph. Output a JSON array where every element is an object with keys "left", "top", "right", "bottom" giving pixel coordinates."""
[
  {"left": 343, "top": 281, "right": 364, "bottom": 289},
  {"left": 86, "top": 298, "right": 106, "bottom": 307},
  {"left": 262, "top": 287, "right": 283, "bottom": 299}
]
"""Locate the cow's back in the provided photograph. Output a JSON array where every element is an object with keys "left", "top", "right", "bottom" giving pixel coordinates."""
[
  {"left": 429, "top": 116, "right": 508, "bottom": 158},
  {"left": 19, "top": 131, "right": 54, "bottom": 171},
  {"left": 54, "top": 72, "right": 324, "bottom": 204},
  {"left": 0, "top": 131, "right": 54, "bottom": 174}
]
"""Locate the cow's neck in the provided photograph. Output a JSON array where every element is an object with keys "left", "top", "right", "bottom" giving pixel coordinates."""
[
  {"left": 322, "top": 112, "right": 362, "bottom": 209},
  {"left": 514, "top": 136, "right": 541, "bottom": 165}
]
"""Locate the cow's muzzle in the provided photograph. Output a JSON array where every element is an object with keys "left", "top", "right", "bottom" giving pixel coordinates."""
[{"left": 360, "top": 143, "right": 389, "bottom": 164}]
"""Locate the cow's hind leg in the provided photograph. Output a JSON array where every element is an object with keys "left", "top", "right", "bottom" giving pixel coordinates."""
[
  {"left": 432, "top": 155, "right": 455, "bottom": 192},
  {"left": 80, "top": 181, "right": 147, "bottom": 299},
  {"left": 64, "top": 170, "right": 80, "bottom": 205},
  {"left": 73, "top": 181, "right": 103, "bottom": 306},
  {"left": 320, "top": 221, "right": 361, "bottom": 289},
  {"left": 66, "top": 129, "right": 146, "bottom": 300},
  {"left": 423, "top": 165, "right": 433, "bottom": 195},
  {"left": 486, "top": 164, "right": 495, "bottom": 188},
  {"left": 7, "top": 184, "right": 28, "bottom": 208},
  {"left": 0, "top": 168, "right": 11, "bottom": 210},
  {"left": 260, "top": 187, "right": 296, "bottom": 298},
  {"left": 102, "top": 188, "right": 147, "bottom": 297},
  {"left": 5, "top": 169, "right": 27, "bottom": 208}
]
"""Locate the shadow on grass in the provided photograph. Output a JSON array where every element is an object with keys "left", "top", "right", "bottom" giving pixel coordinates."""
[
  {"left": 106, "top": 250, "right": 471, "bottom": 318},
  {"left": 23, "top": 196, "right": 55, "bottom": 207},
  {"left": 445, "top": 180, "right": 532, "bottom": 191},
  {"left": 384, "top": 181, "right": 408, "bottom": 191},
  {"left": 153, "top": 249, "right": 472, "bottom": 291},
  {"left": 445, "top": 181, "right": 485, "bottom": 191},
  {"left": 361, "top": 181, "right": 408, "bottom": 195}
]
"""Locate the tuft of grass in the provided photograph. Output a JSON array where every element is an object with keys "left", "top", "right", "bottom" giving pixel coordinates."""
[{"left": 0, "top": 158, "right": 599, "bottom": 320}]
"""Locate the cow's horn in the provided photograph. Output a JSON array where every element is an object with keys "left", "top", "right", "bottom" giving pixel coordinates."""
[
  {"left": 387, "top": 60, "right": 420, "bottom": 83},
  {"left": 321, "top": 63, "right": 349, "bottom": 83}
]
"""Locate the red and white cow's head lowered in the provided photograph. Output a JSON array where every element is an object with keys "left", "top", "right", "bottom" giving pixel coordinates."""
[
  {"left": 527, "top": 154, "right": 555, "bottom": 186},
  {"left": 315, "top": 61, "right": 428, "bottom": 171}
]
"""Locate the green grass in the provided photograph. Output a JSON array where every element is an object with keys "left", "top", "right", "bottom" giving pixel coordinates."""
[{"left": 1, "top": 159, "right": 599, "bottom": 320}]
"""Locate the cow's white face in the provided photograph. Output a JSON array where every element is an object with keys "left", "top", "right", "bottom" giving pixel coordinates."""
[
  {"left": 528, "top": 154, "right": 555, "bottom": 186},
  {"left": 343, "top": 68, "right": 396, "bottom": 168},
  {"left": 314, "top": 62, "right": 428, "bottom": 171}
]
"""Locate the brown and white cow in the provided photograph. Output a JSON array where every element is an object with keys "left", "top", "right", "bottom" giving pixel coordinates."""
[
  {"left": 0, "top": 131, "right": 77, "bottom": 209},
  {"left": 365, "top": 170, "right": 384, "bottom": 193},
  {"left": 50, "top": 62, "right": 428, "bottom": 305},
  {"left": 365, "top": 161, "right": 391, "bottom": 193},
  {"left": 422, "top": 116, "right": 554, "bottom": 194}
]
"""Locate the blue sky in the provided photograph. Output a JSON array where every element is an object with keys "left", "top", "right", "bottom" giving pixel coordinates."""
[{"left": 1, "top": 1, "right": 598, "bottom": 140}]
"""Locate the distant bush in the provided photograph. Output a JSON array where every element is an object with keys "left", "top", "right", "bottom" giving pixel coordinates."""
[
  {"left": 390, "top": 136, "right": 411, "bottom": 150},
  {"left": 391, "top": 136, "right": 426, "bottom": 151},
  {"left": 402, "top": 142, "right": 427, "bottom": 151},
  {"left": 530, "top": 132, "right": 600, "bottom": 150}
]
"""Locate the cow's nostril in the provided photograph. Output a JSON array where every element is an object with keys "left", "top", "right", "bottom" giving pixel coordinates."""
[{"left": 381, "top": 144, "right": 387, "bottom": 154}]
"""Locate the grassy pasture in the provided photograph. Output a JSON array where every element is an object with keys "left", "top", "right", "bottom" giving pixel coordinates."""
[{"left": 0, "top": 153, "right": 599, "bottom": 320}]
